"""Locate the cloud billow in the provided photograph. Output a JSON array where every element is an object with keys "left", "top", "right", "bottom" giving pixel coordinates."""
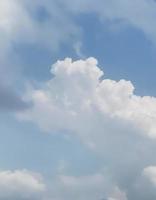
[
  {"left": 1, "top": 0, "right": 156, "bottom": 199},
  {"left": 16, "top": 57, "right": 156, "bottom": 199},
  {"left": 19, "top": 57, "right": 156, "bottom": 139}
]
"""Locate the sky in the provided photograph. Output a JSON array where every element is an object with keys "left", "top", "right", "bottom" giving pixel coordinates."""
[{"left": 1, "top": 0, "right": 156, "bottom": 199}]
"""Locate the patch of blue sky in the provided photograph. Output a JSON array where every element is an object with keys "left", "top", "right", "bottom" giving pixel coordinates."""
[
  {"left": 14, "top": 11, "right": 156, "bottom": 96},
  {"left": 76, "top": 13, "right": 156, "bottom": 96},
  {"left": 0, "top": 113, "right": 102, "bottom": 178}
]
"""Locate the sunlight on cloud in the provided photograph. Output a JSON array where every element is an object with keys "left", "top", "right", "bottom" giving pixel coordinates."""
[
  {"left": 1, "top": 1, "right": 156, "bottom": 199},
  {"left": 19, "top": 57, "right": 156, "bottom": 141},
  {"left": 16, "top": 58, "right": 156, "bottom": 200}
]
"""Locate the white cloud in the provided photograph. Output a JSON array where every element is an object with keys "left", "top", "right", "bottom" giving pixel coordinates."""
[
  {"left": 143, "top": 166, "right": 156, "bottom": 186},
  {"left": 1, "top": 1, "right": 156, "bottom": 199},
  {"left": 19, "top": 57, "right": 156, "bottom": 142},
  {"left": 0, "top": 0, "right": 81, "bottom": 112},
  {"left": 0, "top": 169, "right": 45, "bottom": 200},
  {"left": 0, "top": 0, "right": 80, "bottom": 51},
  {"left": 128, "top": 166, "right": 156, "bottom": 199},
  {"left": 1, "top": 0, "right": 156, "bottom": 104},
  {"left": 17, "top": 58, "right": 156, "bottom": 200}
]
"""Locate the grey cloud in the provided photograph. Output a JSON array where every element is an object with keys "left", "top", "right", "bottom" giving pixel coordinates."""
[
  {"left": 0, "top": 85, "right": 30, "bottom": 111},
  {"left": 0, "top": 170, "right": 45, "bottom": 200}
]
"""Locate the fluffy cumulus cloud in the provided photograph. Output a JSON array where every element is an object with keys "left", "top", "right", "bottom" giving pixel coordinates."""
[
  {"left": 17, "top": 57, "right": 156, "bottom": 199},
  {"left": 2, "top": 0, "right": 156, "bottom": 198},
  {"left": 1, "top": 0, "right": 156, "bottom": 112},
  {"left": 19, "top": 57, "right": 156, "bottom": 139},
  {"left": 0, "top": 170, "right": 45, "bottom": 200}
]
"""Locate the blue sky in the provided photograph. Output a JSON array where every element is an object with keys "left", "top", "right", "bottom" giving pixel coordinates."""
[{"left": 1, "top": 1, "right": 156, "bottom": 200}]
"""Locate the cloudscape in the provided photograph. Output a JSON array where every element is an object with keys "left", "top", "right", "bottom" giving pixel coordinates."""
[{"left": 1, "top": 0, "right": 156, "bottom": 200}]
